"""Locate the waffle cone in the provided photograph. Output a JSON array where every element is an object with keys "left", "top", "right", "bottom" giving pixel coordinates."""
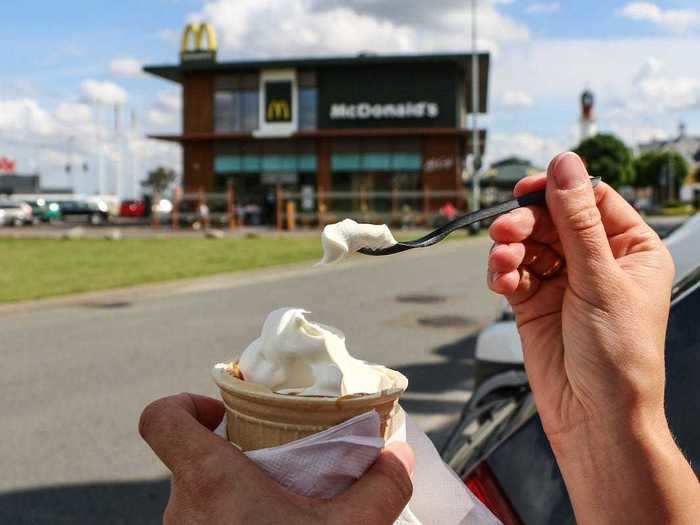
[{"left": 212, "top": 364, "right": 407, "bottom": 451}]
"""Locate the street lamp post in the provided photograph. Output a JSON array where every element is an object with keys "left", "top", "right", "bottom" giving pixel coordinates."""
[{"left": 469, "top": 0, "right": 481, "bottom": 233}]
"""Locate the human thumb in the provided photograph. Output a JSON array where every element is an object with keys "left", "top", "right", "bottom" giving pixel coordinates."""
[
  {"left": 546, "top": 152, "right": 616, "bottom": 292},
  {"left": 331, "top": 442, "right": 414, "bottom": 524}
]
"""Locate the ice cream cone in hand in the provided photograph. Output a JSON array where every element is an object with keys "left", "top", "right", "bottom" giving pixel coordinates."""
[{"left": 212, "top": 308, "right": 408, "bottom": 451}]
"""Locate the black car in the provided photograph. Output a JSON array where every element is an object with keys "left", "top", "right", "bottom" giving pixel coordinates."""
[
  {"left": 58, "top": 200, "right": 109, "bottom": 225},
  {"left": 441, "top": 267, "right": 700, "bottom": 524}
]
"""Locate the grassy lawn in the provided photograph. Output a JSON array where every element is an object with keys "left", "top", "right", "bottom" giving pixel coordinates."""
[{"left": 0, "top": 236, "right": 324, "bottom": 303}]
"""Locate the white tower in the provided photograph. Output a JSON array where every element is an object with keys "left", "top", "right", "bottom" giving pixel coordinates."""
[{"left": 579, "top": 89, "right": 597, "bottom": 141}]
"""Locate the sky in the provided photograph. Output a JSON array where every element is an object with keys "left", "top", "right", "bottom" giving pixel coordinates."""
[{"left": 1, "top": 0, "right": 700, "bottom": 195}]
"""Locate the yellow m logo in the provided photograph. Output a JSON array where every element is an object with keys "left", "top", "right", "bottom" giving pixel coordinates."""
[
  {"left": 267, "top": 100, "right": 291, "bottom": 121},
  {"left": 181, "top": 23, "right": 218, "bottom": 53}
]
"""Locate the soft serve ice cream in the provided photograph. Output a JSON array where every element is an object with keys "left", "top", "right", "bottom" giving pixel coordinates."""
[
  {"left": 317, "top": 219, "right": 397, "bottom": 265},
  {"left": 217, "top": 308, "right": 403, "bottom": 397}
]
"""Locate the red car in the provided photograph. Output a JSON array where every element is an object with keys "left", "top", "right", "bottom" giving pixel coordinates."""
[{"left": 119, "top": 200, "right": 146, "bottom": 217}]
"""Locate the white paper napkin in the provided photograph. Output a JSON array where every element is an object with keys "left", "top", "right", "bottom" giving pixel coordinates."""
[{"left": 215, "top": 409, "right": 502, "bottom": 525}]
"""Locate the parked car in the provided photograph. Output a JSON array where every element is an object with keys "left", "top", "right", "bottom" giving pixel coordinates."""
[
  {"left": 473, "top": 215, "right": 698, "bottom": 390},
  {"left": 119, "top": 199, "right": 146, "bottom": 218},
  {"left": 57, "top": 200, "right": 109, "bottom": 225},
  {"left": 22, "top": 199, "right": 62, "bottom": 223},
  {"left": 0, "top": 200, "right": 32, "bottom": 226},
  {"left": 442, "top": 265, "right": 700, "bottom": 523},
  {"left": 443, "top": 218, "right": 700, "bottom": 524}
]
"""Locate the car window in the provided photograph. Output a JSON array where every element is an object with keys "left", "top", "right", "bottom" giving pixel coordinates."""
[
  {"left": 486, "top": 409, "right": 576, "bottom": 524},
  {"left": 482, "top": 265, "right": 700, "bottom": 523},
  {"left": 665, "top": 272, "right": 700, "bottom": 466}
]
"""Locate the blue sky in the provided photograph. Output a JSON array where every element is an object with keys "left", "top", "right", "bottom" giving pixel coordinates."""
[{"left": 1, "top": 0, "right": 700, "bottom": 193}]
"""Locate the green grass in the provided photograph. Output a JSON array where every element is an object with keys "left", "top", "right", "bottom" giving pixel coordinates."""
[
  {"left": 0, "top": 237, "right": 323, "bottom": 303},
  {"left": 0, "top": 229, "right": 478, "bottom": 304},
  {"left": 658, "top": 205, "right": 695, "bottom": 217}
]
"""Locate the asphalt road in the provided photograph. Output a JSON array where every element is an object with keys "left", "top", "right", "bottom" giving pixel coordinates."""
[{"left": 0, "top": 236, "right": 499, "bottom": 524}]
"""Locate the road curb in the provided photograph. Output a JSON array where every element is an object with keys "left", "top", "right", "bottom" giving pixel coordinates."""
[{"left": 0, "top": 237, "right": 486, "bottom": 317}]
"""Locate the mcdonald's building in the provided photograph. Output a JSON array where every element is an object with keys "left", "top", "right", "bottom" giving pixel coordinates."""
[{"left": 144, "top": 23, "right": 489, "bottom": 224}]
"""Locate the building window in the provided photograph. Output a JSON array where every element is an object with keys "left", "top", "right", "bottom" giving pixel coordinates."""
[
  {"left": 215, "top": 74, "right": 260, "bottom": 133},
  {"left": 214, "top": 90, "right": 259, "bottom": 133},
  {"left": 240, "top": 91, "right": 259, "bottom": 132},
  {"left": 214, "top": 91, "right": 239, "bottom": 132},
  {"left": 299, "top": 87, "right": 318, "bottom": 130}
]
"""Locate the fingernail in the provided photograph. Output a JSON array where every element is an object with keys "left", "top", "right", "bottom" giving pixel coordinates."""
[
  {"left": 509, "top": 208, "right": 529, "bottom": 220},
  {"left": 549, "top": 152, "right": 587, "bottom": 190}
]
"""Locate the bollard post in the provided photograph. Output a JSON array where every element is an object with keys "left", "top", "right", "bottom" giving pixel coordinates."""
[
  {"left": 227, "top": 180, "right": 236, "bottom": 230},
  {"left": 286, "top": 200, "right": 296, "bottom": 231},
  {"left": 275, "top": 184, "right": 283, "bottom": 231},
  {"left": 198, "top": 187, "right": 210, "bottom": 230},
  {"left": 423, "top": 184, "right": 430, "bottom": 225},
  {"left": 317, "top": 188, "right": 326, "bottom": 227},
  {"left": 152, "top": 190, "right": 160, "bottom": 228},
  {"left": 171, "top": 187, "right": 181, "bottom": 230}
]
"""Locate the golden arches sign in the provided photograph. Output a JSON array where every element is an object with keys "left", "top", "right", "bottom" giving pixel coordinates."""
[
  {"left": 180, "top": 23, "right": 218, "bottom": 54},
  {"left": 267, "top": 100, "right": 291, "bottom": 121}
]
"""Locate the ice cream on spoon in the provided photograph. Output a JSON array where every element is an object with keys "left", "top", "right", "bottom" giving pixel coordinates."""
[{"left": 317, "top": 219, "right": 397, "bottom": 265}]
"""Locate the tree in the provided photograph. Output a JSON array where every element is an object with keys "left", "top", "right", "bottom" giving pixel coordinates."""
[
  {"left": 634, "top": 150, "right": 688, "bottom": 202},
  {"left": 573, "top": 133, "right": 634, "bottom": 188},
  {"left": 142, "top": 166, "right": 177, "bottom": 194}
]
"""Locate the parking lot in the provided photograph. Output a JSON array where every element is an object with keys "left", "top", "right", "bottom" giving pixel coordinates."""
[{"left": 0, "top": 236, "right": 500, "bottom": 523}]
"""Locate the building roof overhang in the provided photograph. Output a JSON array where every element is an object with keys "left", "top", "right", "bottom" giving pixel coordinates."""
[
  {"left": 149, "top": 128, "right": 487, "bottom": 143},
  {"left": 144, "top": 52, "right": 490, "bottom": 113}
]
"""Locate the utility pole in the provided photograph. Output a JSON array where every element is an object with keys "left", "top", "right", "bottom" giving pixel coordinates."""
[
  {"left": 114, "top": 103, "right": 123, "bottom": 199},
  {"left": 93, "top": 102, "right": 105, "bottom": 196},
  {"left": 66, "top": 135, "right": 75, "bottom": 193},
  {"left": 469, "top": 0, "right": 482, "bottom": 231}
]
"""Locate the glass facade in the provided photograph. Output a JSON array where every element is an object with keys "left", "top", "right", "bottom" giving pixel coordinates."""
[
  {"left": 215, "top": 154, "right": 317, "bottom": 174},
  {"left": 214, "top": 89, "right": 260, "bottom": 133},
  {"left": 298, "top": 87, "right": 318, "bottom": 130},
  {"left": 330, "top": 152, "right": 421, "bottom": 172},
  {"left": 240, "top": 91, "right": 259, "bottom": 132}
]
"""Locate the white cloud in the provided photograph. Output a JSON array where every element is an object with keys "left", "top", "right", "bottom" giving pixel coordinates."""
[
  {"left": 501, "top": 90, "right": 534, "bottom": 108},
  {"left": 110, "top": 57, "right": 143, "bottom": 78},
  {"left": 492, "top": 37, "right": 700, "bottom": 104},
  {"left": 488, "top": 132, "right": 564, "bottom": 167},
  {"left": 55, "top": 102, "right": 93, "bottom": 125},
  {"left": 147, "top": 109, "right": 176, "bottom": 126},
  {"left": 0, "top": 98, "right": 54, "bottom": 136},
  {"left": 80, "top": 79, "right": 128, "bottom": 105},
  {"left": 0, "top": 92, "right": 179, "bottom": 196},
  {"left": 619, "top": 2, "right": 700, "bottom": 34},
  {"left": 526, "top": 2, "right": 560, "bottom": 14},
  {"left": 617, "top": 57, "right": 700, "bottom": 114},
  {"left": 636, "top": 60, "right": 700, "bottom": 111},
  {"left": 190, "top": 0, "right": 529, "bottom": 57},
  {"left": 155, "top": 90, "right": 181, "bottom": 112}
]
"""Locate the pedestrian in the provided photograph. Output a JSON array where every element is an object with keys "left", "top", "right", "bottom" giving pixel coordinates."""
[{"left": 198, "top": 201, "right": 210, "bottom": 230}]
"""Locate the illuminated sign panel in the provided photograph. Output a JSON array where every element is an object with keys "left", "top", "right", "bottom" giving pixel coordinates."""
[
  {"left": 329, "top": 102, "right": 439, "bottom": 120},
  {"left": 318, "top": 64, "right": 457, "bottom": 129},
  {"left": 265, "top": 81, "right": 293, "bottom": 123}
]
